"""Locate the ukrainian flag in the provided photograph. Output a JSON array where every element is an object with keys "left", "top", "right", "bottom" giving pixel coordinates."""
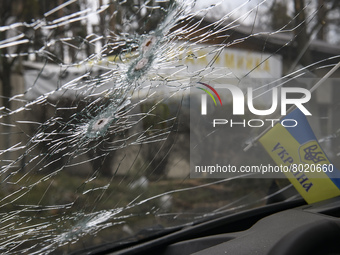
[{"left": 259, "top": 108, "right": 340, "bottom": 204}]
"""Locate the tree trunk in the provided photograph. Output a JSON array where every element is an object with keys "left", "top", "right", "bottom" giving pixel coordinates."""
[
  {"left": 317, "top": 0, "right": 326, "bottom": 40},
  {"left": 294, "top": 0, "right": 313, "bottom": 67}
]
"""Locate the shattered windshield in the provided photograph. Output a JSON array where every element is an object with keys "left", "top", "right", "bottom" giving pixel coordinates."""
[{"left": 0, "top": 0, "right": 339, "bottom": 254}]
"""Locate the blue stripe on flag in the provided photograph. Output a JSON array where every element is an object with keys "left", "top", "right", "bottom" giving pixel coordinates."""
[{"left": 283, "top": 109, "right": 340, "bottom": 185}]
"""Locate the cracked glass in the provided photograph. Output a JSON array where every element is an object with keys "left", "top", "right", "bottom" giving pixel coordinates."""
[{"left": 0, "top": 0, "right": 339, "bottom": 254}]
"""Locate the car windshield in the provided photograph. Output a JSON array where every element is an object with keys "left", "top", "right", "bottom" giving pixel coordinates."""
[{"left": 0, "top": 0, "right": 339, "bottom": 254}]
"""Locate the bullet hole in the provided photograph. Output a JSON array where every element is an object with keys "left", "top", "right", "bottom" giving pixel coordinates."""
[
  {"left": 87, "top": 117, "right": 112, "bottom": 138},
  {"left": 141, "top": 36, "right": 156, "bottom": 53},
  {"left": 134, "top": 57, "right": 149, "bottom": 71}
]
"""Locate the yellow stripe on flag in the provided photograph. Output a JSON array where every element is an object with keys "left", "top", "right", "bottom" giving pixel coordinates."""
[{"left": 259, "top": 124, "right": 340, "bottom": 204}]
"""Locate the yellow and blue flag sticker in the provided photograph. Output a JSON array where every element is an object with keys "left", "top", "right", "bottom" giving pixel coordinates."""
[{"left": 259, "top": 108, "right": 340, "bottom": 204}]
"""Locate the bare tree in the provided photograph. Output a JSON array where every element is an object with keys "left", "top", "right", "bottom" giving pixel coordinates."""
[{"left": 263, "top": 0, "right": 340, "bottom": 67}]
